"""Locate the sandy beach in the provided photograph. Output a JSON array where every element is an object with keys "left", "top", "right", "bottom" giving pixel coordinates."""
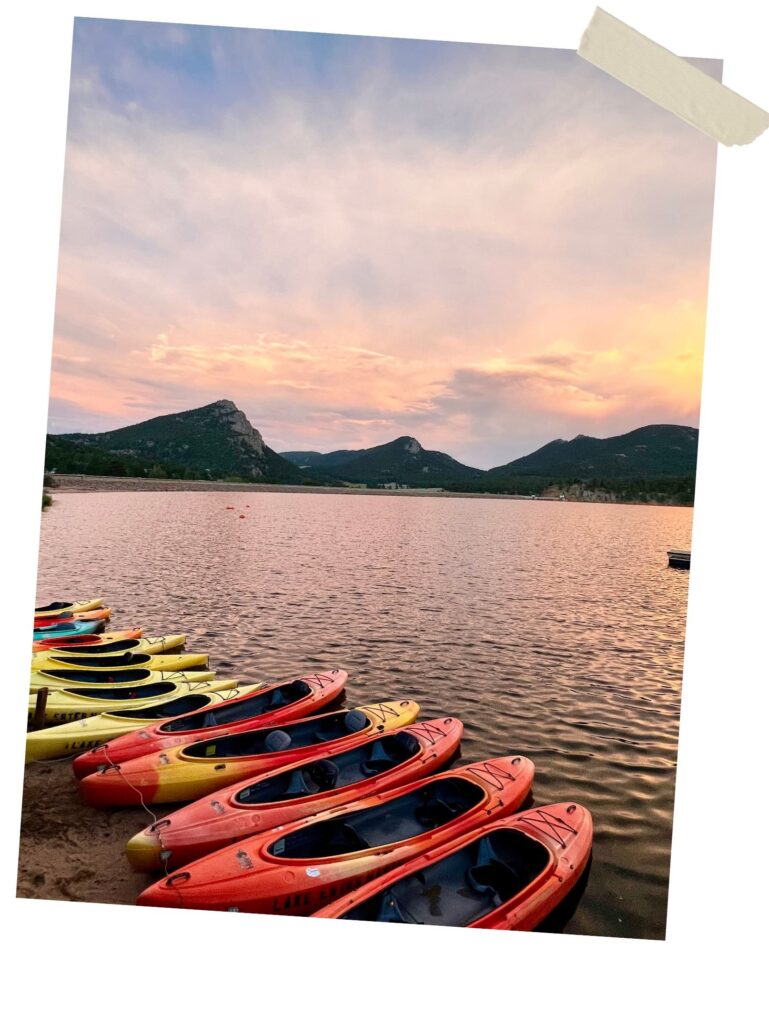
[{"left": 17, "top": 760, "right": 164, "bottom": 905}]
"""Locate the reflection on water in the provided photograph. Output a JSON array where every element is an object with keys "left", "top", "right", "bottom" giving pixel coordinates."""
[{"left": 36, "top": 491, "right": 691, "bottom": 939}]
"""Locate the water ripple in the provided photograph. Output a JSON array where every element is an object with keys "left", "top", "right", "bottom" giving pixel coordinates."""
[{"left": 34, "top": 491, "right": 691, "bottom": 939}]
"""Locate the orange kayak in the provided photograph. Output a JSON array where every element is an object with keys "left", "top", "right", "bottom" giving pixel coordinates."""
[
  {"left": 73, "top": 670, "right": 347, "bottom": 779},
  {"left": 312, "top": 802, "right": 593, "bottom": 929},
  {"left": 32, "top": 629, "right": 143, "bottom": 654},
  {"left": 80, "top": 700, "right": 418, "bottom": 807},
  {"left": 125, "top": 717, "right": 464, "bottom": 871},
  {"left": 136, "top": 757, "right": 534, "bottom": 914}
]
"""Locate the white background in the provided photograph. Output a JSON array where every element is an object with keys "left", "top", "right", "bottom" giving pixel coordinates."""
[{"left": 1, "top": 1, "right": 766, "bottom": 1020}]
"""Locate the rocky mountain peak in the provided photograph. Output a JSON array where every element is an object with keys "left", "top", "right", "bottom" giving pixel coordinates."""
[{"left": 209, "top": 399, "right": 265, "bottom": 455}]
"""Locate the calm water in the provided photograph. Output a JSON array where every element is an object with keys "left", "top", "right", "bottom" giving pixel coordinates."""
[{"left": 36, "top": 491, "right": 691, "bottom": 939}]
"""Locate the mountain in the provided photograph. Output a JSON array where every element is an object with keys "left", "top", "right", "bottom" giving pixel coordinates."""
[
  {"left": 283, "top": 436, "right": 484, "bottom": 487},
  {"left": 54, "top": 400, "right": 305, "bottom": 483},
  {"left": 47, "top": 405, "right": 698, "bottom": 501},
  {"left": 280, "top": 449, "right": 365, "bottom": 470},
  {"left": 487, "top": 425, "right": 698, "bottom": 481}
]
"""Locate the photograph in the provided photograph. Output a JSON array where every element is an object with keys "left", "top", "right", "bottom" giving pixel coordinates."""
[{"left": 19, "top": 13, "right": 721, "bottom": 939}]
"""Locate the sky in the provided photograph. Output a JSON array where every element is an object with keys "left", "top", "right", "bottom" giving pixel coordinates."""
[{"left": 49, "top": 18, "right": 720, "bottom": 468}]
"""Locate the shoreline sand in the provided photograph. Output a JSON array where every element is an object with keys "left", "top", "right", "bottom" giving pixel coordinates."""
[
  {"left": 17, "top": 760, "right": 151, "bottom": 906},
  {"left": 47, "top": 475, "right": 690, "bottom": 507}
]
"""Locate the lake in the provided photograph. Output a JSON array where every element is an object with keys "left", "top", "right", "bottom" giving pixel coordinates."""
[{"left": 33, "top": 490, "right": 692, "bottom": 938}]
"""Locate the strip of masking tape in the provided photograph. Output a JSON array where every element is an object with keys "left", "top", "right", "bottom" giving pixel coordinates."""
[{"left": 578, "top": 8, "right": 768, "bottom": 146}]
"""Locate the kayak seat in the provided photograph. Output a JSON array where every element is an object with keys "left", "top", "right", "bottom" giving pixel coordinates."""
[
  {"left": 264, "top": 729, "right": 292, "bottom": 753},
  {"left": 376, "top": 891, "right": 409, "bottom": 924},
  {"left": 326, "top": 822, "right": 369, "bottom": 855},
  {"left": 361, "top": 758, "right": 398, "bottom": 777},
  {"left": 465, "top": 860, "right": 519, "bottom": 907},
  {"left": 465, "top": 834, "right": 538, "bottom": 907},
  {"left": 288, "top": 679, "right": 312, "bottom": 697},
  {"left": 305, "top": 759, "right": 339, "bottom": 791},
  {"left": 269, "top": 680, "right": 312, "bottom": 710},
  {"left": 269, "top": 817, "right": 368, "bottom": 858},
  {"left": 268, "top": 687, "right": 290, "bottom": 709},
  {"left": 203, "top": 711, "right": 218, "bottom": 728},
  {"left": 361, "top": 739, "right": 399, "bottom": 776},
  {"left": 344, "top": 709, "right": 368, "bottom": 733},
  {"left": 415, "top": 798, "right": 456, "bottom": 829},
  {"left": 284, "top": 769, "right": 319, "bottom": 797}
]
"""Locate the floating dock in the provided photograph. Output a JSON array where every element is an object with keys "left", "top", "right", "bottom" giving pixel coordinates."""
[{"left": 667, "top": 549, "right": 691, "bottom": 570}]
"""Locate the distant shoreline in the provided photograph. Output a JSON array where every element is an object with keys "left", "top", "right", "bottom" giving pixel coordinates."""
[{"left": 48, "top": 474, "right": 692, "bottom": 507}]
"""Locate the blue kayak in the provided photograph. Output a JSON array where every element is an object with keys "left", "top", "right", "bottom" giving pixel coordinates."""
[{"left": 33, "top": 620, "right": 104, "bottom": 642}]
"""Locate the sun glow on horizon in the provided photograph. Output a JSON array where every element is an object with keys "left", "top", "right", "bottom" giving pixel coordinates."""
[{"left": 49, "top": 20, "right": 718, "bottom": 467}]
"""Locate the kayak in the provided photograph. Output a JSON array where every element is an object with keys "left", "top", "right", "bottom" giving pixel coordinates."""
[
  {"left": 34, "top": 608, "right": 111, "bottom": 626},
  {"left": 34, "top": 599, "right": 103, "bottom": 619},
  {"left": 30, "top": 660, "right": 210, "bottom": 693},
  {"left": 25, "top": 683, "right": 265, "bottom": 763},
  {"left": 312, "top": 802, "right": 593, "bottom": 930},
  {"left": 73, "top": 670, "right": 348, "bottom": 779},
  {"left": 31, "top": 650, "right": 208, "bottom": 678},
  {"left": 135, "top": 757, "right": 533, "bottom": 914},
  {"left": 27, "top": 672, "right": 225, "bottom": 725},
  {"left": 125, "top": 717, "right": 464, "bottom": 871},
  {"left": 31, "top": 633, "right": 184, "bottom": 656},
  {"left": 33, "top": 630, "right": 145, "bottom": 654},
  {"left": 33, "top": 620, "right": 105, "bottom": 642},
  {"left": 80, "top": 700, "right": 420, "bottom": 808}
]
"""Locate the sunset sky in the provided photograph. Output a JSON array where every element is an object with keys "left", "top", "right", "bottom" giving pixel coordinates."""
[{"left": 49, "top": 18, "right": 720, "bottom": 468}]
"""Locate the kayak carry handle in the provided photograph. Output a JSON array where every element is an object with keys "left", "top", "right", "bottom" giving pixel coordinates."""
[{"left": 164, "top": 872, "right": 190, "bottom": 887}]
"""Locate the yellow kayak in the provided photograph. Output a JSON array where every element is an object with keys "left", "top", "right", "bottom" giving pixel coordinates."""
[
  {"left": 34, "top": 599, "right": 103, "bottom": 619},
  {"left": 81, "top": 700, "right": 421, "bottom": 806},
  {"left": 31, "top": 651, "right": 208, "bottom": 679},
  {"left": 27, "top": 672, "right": 229, "bottom": 725},
  {"left": 32, "top": 634, "right": 186, "bottom": 657},
  {"left": 30, "top": 659, "right": 210, "bottom": 693},
  {"left": 25, "top": 682, "right": 264, "bottom": 763}
]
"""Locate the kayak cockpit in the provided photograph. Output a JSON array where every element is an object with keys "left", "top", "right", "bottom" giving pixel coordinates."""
[
  {"left": 44, "top": 653, "right": 150, "bottom": 668},
  {"left": 39, "top": 668, "right": 152, "bottom": 684},
  {"left": 159, "top": 679, "right": 312, "bottom": 734},
  {"left": 118, "top": 694, "right": 214, "bottom": 720},
  {"left": 35, "top": 601, "right": 74, "bottom": 613},
  {"left": 35, "top": 622, "right": 92, "bottom": 634},
  {"left": 341, "top": 828, "right": 552, "bottom": 925},
  {"left": 268, "top": 777, "right": 483, "bottom": 858},
  {"left": 46, "top": 639, "right": 136, "bottom": 655},
  {"left": 66, "top": 682, "right": 178, "bottom": 700},
  {"left": 236, "top": 732, "right": 421, "bottom": 805},
  {"left": 183, "top": 708, "right": 371, "bottom": 760}
]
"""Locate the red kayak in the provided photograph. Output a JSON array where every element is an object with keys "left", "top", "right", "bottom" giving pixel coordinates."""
[
  {"left": 80, "top": 700, "right": 419, "bottom": 808},
  {"left": 125, "top": 717, "right": 464, "bottom": 871},
  {"left": 73, "top": 670, "right": 347, "bottom": 780},
  {"left": 312, "top": 802, "right": 592, "bottom": 929},
  {"left": 136, "top": 757, "right": 534, "bottom": 914}
]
